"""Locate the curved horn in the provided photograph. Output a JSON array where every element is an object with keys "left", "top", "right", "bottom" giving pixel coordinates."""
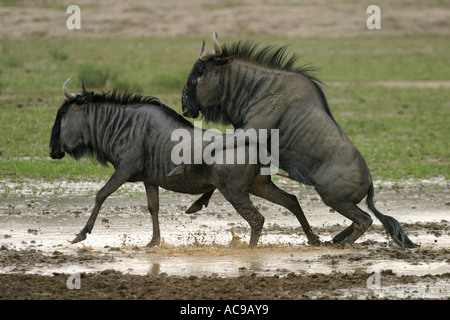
[
  {"left": 200, "top": 31, "right": 223, "bottom": 61},
  {"left": 200, "top": 40, "right": 205, "bottom": 56},
  {"left": 213, "top": 31, "right": 222, "bottom": 56},
  {"left": 62, "top": 77, "right": 76, "bottom": 100}
]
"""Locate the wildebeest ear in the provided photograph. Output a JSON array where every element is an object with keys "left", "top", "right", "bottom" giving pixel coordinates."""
[
  {"left": 215, "top": 56, "right": 235, "bottom": 67},
  {"left": 82, "top": 91, "right": 94, "bottom": 103},
  {"left": 75, "top": 91, "right": 94, "bottom": 105},
  {"left": 81, "top": 78, "right": 94, "bottom": 100}
]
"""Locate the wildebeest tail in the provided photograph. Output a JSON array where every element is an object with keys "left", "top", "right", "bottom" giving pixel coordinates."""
[
  {"left": 366, "top": 184, "right": 419, "bottom": 248},
  {"left": 279, "top": 161, "right": 315, "bottom": 187}
]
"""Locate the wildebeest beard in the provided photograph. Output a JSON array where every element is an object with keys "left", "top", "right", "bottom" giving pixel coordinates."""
[
  {"left": 65, "top": 141, "right": 109, "bottom": 166},
  {"left": 199, "top": 102, "right": 232, "bottom": 126}
]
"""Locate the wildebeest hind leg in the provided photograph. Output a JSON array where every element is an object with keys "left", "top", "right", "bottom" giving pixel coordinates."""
[
  {"left": 185, "top": 190, "right": 215, "bottom": 214},
  {"left": 145, "top": 182, "right": 160, "bottom": 247},
  {"left": 249, "top": 176, "right": 320, "bottom": 245},
  {"left": 332, "top": 223, "right": 356, "bottom": 244},
  {"left": 221, "top": 190, "right": 264, "bottom": 248},
  {"left": 329, "top": 202, "right": 373, "bottom": 247}
]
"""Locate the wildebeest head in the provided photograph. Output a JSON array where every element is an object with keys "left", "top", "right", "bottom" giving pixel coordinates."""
[
  {"left": 181, "top": 32, "right": 234, "bottom": 119},
  {"left": 49, "top": 77, "right": 94, "bottom": 160}
]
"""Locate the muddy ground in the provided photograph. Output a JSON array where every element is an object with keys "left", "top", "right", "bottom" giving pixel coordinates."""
[
  {"left": 0, "top": 179, "right": 449, "bottom": 300},
  {"left": 1, "top": 244, "right": 449, "bottom": 300},
  {"left": 1, "top": 268, "right": 448, "bottom": 300}
]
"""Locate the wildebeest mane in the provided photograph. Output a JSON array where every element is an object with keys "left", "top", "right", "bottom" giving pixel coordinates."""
[
  {"left": 90, "top": 90, "right": 161, "bottom": 107},
  {"left": 88, "top": 90, "right": 192, "bottom": 126},
  {"left": 60, "top": 89, "right": 192, "bottom": 166},
  {"left": 221, "top": 41, "right": 337, "bottom": 124}
]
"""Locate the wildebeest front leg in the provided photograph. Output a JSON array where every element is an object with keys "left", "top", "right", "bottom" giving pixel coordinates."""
[
  {"left": 145, "top": 182, "right": 160, "bottom": 247},
  {"left": 71, "top": 170, "right": 131, "bottom": 244}
]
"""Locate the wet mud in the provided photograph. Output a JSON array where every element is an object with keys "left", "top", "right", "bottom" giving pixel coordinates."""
[{"left": 0, "top": 180, "right": 449, "bottom": 299}]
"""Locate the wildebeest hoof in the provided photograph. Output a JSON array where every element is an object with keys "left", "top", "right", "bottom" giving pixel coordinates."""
[
  {"left": 70, "top": 233, "right": 87, "bottom": 244},
  {"left": 185, "top": 203, "right": 203, "bottom": 214},
  {"left": 307, "top": 236, "right": 321, "bottom": 246},
  {"left": 147, "top": 239, "right": 160, "bottom": 247},
  {"left": 167, "top": 166, "right": 186, "bottom": 178},
  {"left": 186, "top": 190, "right": 213, "bottom": 213}
]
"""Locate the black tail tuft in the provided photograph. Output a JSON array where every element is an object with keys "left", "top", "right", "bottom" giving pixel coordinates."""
[{"left": 367, "top": 184, "right": 419, "bottom": 248}]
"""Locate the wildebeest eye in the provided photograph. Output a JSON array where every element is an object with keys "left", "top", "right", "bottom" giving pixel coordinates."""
[{"left": 196, "top": 68, "right": 205, "bottom": 76}]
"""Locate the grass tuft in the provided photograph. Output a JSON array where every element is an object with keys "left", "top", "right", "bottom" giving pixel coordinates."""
[{"left": 77, "top": 63, "right": 111, "bottom": 88}]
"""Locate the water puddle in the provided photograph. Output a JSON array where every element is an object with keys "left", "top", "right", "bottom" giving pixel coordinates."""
[{"left": 1, "top": 179, "right": 449, "bottom": 299}]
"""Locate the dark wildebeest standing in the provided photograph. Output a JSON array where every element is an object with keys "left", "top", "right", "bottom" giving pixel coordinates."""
[
  {"left": 176, "top": 33, "right": 418, "bottom": 248},
  {"left": 48, "top": 78, "right": 319, "bottom": 247}
]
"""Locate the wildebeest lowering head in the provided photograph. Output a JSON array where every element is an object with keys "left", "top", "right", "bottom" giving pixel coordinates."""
[
  {"left": 49, "top": 77, "right": 94, "bottom": 160},
  {"left": 181, "top": 32, "right": 234, "bottom": 119}
]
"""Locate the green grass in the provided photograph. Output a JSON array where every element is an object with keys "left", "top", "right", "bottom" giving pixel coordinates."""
[
  {"left": 0, "top": 35, "right": 448, "bottom": 182},
  {"left": 78, "top": 63, "right": 111, "bottom": 87},
  {"left": 328, "top": 85, "right": 449, "bottom": 180},
  {"left": 48, "top": 48, "right": 69, "bottom": 61}
]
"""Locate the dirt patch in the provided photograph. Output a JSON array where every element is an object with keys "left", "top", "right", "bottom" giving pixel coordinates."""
[
  {"left": 1, "top": 268, "right": 449, "bottom": 300},
  {"left": 0, "top": 246, "right": 117, "bottom": 273},
  {"left": 1, "top": 0, "right": 449, "bottom": 39}
]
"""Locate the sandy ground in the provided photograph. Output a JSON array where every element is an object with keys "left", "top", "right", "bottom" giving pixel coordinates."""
[{"left": 1, "top": 0, "right": 449, "bottom": 39}]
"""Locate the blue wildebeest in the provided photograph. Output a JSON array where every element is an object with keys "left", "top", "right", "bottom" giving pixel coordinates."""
[
  {"left": 175, "top": 33, "right": 419, "bottom": 248},
  {"left": 48, "top": 78, "right": 320, "bottom": 247}
]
